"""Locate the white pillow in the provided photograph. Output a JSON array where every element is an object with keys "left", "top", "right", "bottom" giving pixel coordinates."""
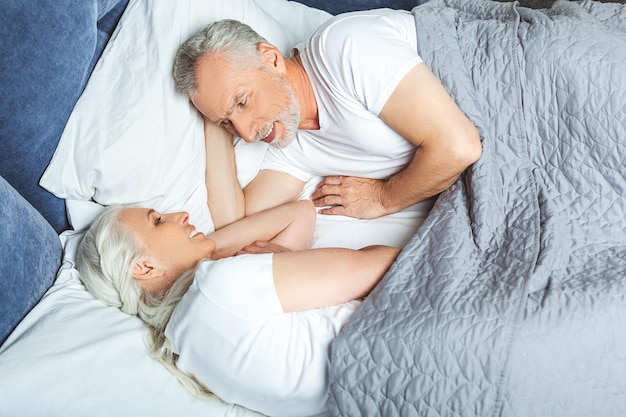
[{"left": 40, "top": 0, "right": 331, "bottom": 234}]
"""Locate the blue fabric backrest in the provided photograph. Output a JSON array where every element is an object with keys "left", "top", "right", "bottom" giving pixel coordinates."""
[
  {"left": 0, "top": 0, "right": 129, "bottom": 234},
  {"left": 0, "top": 175, "right": 62, "bottom": 345},
  {"left": 296, "top": 0, "right": 428, "bottom": 14}
]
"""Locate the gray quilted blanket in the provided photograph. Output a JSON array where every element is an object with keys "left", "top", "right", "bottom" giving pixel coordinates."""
[{"left": 328, "top": 1, "right": 626, "bottom": 416}]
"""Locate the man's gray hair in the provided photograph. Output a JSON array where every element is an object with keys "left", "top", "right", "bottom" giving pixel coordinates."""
[{"left": 173, "top": 19, "right": 268, "bottom": 98}]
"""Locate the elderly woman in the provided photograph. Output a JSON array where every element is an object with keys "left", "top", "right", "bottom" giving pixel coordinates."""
[{"left": 76, "top": 199, "right": 399, "bottom": 417}]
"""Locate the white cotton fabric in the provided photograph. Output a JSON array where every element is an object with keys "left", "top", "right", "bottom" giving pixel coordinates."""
[
  {"left": 262, "top": 9, "right": 423, "bottom": 183},
  {"left": 165, "top": 255, "right": 361, "bottom": 417}
]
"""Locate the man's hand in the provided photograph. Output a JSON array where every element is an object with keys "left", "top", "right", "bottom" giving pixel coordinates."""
[{"left": 311, "top": 176, "right": 388, "bottom": 219}]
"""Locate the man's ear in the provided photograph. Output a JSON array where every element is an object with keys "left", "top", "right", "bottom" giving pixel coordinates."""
[
  {"left": 257, "top": 42, "right": 285, "bottom": 72},
  {"left": 132, "top": 260, "right": 164, "bottom": 282}
]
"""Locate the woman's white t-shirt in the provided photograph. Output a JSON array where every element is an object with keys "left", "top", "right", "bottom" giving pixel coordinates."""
[
  {"left": 165, "top": 254, "right": 361, "bottom": 417},
  {"left": 262, "top": 9, "right": 422, "bottom": 183}
]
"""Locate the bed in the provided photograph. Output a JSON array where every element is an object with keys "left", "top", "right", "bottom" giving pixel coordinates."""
[{"left": 0, "top": 0, "right": 625, "bottom": 416}]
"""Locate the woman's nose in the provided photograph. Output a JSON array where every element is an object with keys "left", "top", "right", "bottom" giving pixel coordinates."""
[
  {"left": 165, "top": 211, "right": 189, "bottom": 224},
  {"left": 178, "top": 212, "right": 190, "bottom": 224}
]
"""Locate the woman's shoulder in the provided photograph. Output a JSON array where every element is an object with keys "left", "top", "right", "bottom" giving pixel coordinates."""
[{"left": 194, "top": 254, "right": 282, "bottom": 318}]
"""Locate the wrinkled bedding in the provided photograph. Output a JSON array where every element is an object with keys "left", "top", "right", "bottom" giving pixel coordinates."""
[{"left": 329, "top": 0, "right": 626, "bottom": 415}]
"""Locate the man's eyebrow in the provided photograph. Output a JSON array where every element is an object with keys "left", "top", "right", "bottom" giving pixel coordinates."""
[
  {"left": 226, "top": 92, "right": 245, "bottom": 116},
  {"left": 218, "top": 100, "right": 237, "bottom": 124},
  {"left": 214, "top": 92, "right": 245, "bottom": 125}
]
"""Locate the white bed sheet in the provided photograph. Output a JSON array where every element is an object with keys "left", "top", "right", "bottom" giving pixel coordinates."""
[{"left": 0, "top": 0, "right": 431, "bottom": 415}]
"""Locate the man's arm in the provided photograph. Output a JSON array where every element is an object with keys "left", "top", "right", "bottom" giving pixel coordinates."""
[{"left": 311, "top": 63, "right": 482, "bottom": 219}]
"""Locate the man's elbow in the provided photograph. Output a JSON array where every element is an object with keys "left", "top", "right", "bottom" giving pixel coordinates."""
[{"left": 454, "top": 123, "right": 482, "bottom": 169}]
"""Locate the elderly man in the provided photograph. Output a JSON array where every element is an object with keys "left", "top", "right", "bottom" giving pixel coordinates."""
[{"left": 173, "top": 12, "right": 481, "bottom": 228}]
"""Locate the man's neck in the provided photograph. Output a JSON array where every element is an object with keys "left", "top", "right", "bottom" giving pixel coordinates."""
[{"left": 285, "top": 53, "right": 320, "bottom": 130}]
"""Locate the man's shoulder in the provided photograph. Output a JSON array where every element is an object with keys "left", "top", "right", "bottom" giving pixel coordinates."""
[
  {"left": 307, "top": 9, "right": 415, "bottom": 60},
  {"left": 314, "top": 9, "right": 407, "bottom": 40}
]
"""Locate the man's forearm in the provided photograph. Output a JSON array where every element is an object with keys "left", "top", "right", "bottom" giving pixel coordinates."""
[{"left": 381, "top": 133, "right": 481, "bottom": 214}]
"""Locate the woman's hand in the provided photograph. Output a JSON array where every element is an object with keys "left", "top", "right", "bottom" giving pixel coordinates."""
[{"left": 236, "top": 241, "right": 292, "bottom": 255}]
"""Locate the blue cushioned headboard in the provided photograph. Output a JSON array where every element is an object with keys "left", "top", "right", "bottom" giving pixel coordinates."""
[
  {"left": 0, "top": 175, "right": 62, "bottom": 344},
  {"left": 0, "top": 0, "right": 130, "bottom": 345},
  {"left": 298, "top": 0, "right": 426, "bottom": 15},
  {"left": 0, "top": 0, "right": 130, "bottom": 234}
]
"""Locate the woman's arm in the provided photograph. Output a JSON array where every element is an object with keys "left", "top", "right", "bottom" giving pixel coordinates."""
[
  {"left": 208, "top": 200, "right": 315, "bottom": 260},
  {"left": 243, "top": 169, "right": 307, "bottom": 216},
  {"left": 203, "top": 119, "right": 245, "bottom": 229},
  {"left": 273, "top": 245, "right": 401, "bottom": 312}
]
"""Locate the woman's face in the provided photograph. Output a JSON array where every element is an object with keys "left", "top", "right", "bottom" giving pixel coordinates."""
[{"left": 118, "top": 208, "right": 215, "bottom": 288}]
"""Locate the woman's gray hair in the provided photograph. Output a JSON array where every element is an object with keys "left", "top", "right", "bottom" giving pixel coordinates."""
[
  {"left": 173, "top": 19, "right": 268, "bottom": 98},
  {"left": 76, "top": 206, "right": 212, "bottom": 398}
]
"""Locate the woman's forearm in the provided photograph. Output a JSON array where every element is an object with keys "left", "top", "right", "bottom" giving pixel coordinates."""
[
  {"left": 209, "top": 200, "right": 315, "bottom": 259},
  {"left": 203, "top": 119, "right": 245, "bottom": 229}
]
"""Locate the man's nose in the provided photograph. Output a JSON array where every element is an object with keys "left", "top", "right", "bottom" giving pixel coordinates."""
[{"left": 230, "top": 114, "right": 258, "bottom": 143}]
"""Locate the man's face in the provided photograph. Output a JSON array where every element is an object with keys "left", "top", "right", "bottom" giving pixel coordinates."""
[{"left": 192, "top": 55, "right": 300, "bottom": 148}]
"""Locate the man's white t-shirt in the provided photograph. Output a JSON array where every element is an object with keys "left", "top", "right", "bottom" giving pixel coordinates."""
[
  {"left": 262, "top": 9, "right": 422, "bottom": 183},
  {"left": 164, "top": 255, "right": 361, "bottom": 417}
]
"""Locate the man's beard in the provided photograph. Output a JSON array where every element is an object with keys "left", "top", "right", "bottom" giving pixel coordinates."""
[{"left": 269, "top": 76, "right": 301, "bottom": 149}]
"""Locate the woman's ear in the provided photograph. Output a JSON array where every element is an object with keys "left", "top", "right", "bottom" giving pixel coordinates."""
[
  {"left": 257, "top": 42, "right": 286, "bottom": 72},
  {"left": 132, "top": 260, "right": 165, "bottom": 282}
]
